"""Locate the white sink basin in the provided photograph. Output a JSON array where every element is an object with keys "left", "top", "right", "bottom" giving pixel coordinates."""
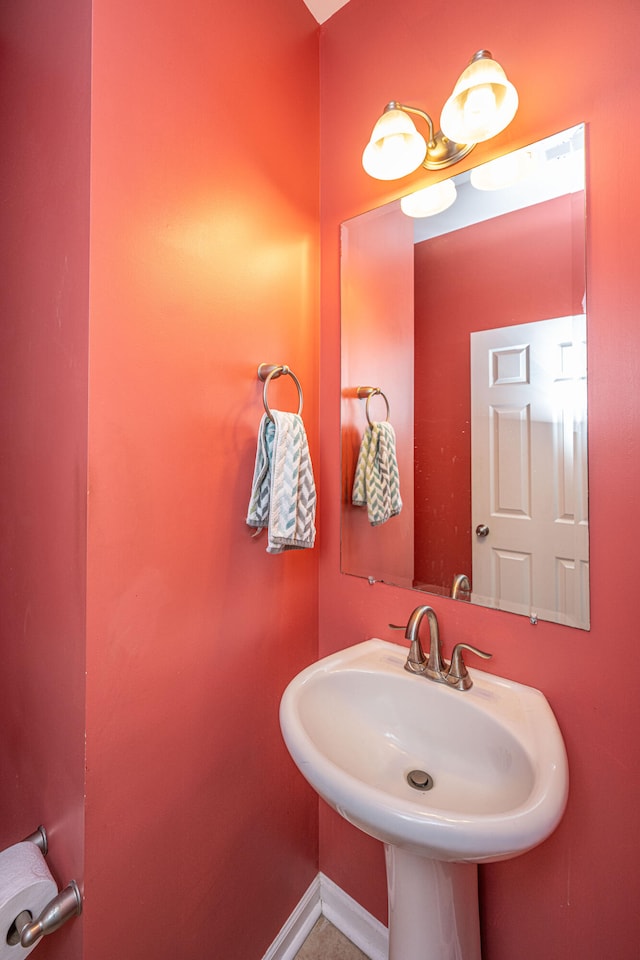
[{"left": 280, "top": 638, "right": 568, "bottom": 863}]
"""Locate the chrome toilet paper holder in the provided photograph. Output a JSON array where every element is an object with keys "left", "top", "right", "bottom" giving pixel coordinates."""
[{"left": 13, "top": 826, "right": 83, "bottom": 948}]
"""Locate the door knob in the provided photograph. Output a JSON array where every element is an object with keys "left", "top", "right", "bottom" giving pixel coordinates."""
[{"left": 475, "top": 524, "right": 490, "bottom": 538}]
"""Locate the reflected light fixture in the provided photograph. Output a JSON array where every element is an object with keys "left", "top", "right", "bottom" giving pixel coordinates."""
[
  {"left": 400, "top": 179, "right": 457, "bottom": 218},
  {"left": 470, "top": 148, "right": 535, "bottom": 191},
  {"left": 362, "top": 50, "right": 518, "bottom": 181}
]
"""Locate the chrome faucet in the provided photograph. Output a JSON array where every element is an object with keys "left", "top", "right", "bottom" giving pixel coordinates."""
[
  {"left": 395, "top": 605, "right": 492, "bottom": 691},
  {"left": 403, "top": 604, "right": 442, "bottom": 676}
]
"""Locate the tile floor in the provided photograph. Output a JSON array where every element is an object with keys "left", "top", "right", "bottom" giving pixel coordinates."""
[{"left": 293, "top": 917, "right": 371, "bottom": 960}]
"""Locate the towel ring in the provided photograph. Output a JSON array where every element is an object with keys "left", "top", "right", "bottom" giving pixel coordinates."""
[
  {"left": 356, "top": 386, "right": 390, "bottom": 426},
  {"left": 258, "top": 363, "right": 303, "bottom": 421}
]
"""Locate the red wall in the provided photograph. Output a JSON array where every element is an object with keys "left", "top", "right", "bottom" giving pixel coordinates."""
[
  {"left": 319, "top": 0, "right": 640, "bottom": 957},
  {"left": 413, "top": 194, "right": 585, "bottom": 591},
  {"left": 0, "top": 4, "right": 90, "bottom": 958},
  {"left": 3, "top": 1, "right": 640, "bottom": 958},
  {"left": 84, "top": 2, "right": 320, "bottom": 958},
  {"left": 1, "top": 1, "right": 320, "bottom": 959}
]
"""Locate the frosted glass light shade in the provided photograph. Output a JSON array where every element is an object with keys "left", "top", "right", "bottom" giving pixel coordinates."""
[
  {"left": 440, "top": 53, "right": 518, "bottom": 145},
  {"left": 400, "top": 178, "right": 457, "bottom": 218},
  {"left": 470, "top": 148, "right": 534, "bottom": 190},
  {"left": 362, "top": 108, "right": 428, "bottom": 180}
]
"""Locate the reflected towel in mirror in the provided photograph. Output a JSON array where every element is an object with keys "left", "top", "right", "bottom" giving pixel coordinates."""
[{"left": 352, "top": 421, "right": 402, "bottom": 526}]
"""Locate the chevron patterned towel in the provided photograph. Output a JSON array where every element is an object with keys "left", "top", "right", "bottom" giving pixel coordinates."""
[
  {"left": 246, "top": 411, "right": 317, "bottom": 554},
  {"left": 352, "top": 421, "right": 402, "bottom": 526}
]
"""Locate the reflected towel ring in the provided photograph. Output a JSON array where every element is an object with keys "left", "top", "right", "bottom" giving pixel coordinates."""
[
  {"left": 257, "top": 363, "right": 304, "bottom": 421},
  {"left": 356, "top": 385, "right": 390, "bottom": 426}
]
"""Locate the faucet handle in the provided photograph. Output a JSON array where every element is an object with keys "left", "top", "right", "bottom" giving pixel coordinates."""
[{"left": 447, "top": 642, "right": 492, "bottom": 691}]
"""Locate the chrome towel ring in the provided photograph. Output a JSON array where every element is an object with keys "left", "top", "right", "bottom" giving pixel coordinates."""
[
  {"left": 257, "top": 363, "right": 304, "bottom": 420},
  {"left": 356, "top": 385, "right": 390, "bottom": 426}
]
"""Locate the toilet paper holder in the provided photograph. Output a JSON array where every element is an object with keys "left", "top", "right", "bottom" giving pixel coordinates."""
[{"left": 13, "top": 826, "right": 82, "bottom": 948}]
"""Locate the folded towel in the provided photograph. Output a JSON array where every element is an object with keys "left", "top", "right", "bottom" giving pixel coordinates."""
[
  {"left": 246, "top": 411, "right": 316, "bottom": 553},
  {"left": 352, "top": 421, "right": 402, "bottom": 526}
]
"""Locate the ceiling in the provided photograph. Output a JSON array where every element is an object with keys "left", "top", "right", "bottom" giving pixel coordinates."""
[{"left": 302, "top": 0, "right": 351, "bottom": 24}]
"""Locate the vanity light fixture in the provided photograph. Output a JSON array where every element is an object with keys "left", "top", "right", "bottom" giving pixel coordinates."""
[{"left": 362, "top": 50, "right": 518, "bottom": 181}]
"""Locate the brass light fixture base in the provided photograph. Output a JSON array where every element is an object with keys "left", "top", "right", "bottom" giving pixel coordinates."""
[
  {"left": 423, "top": 131, "right": 475, "bottom": 170},
  {"left": 388, "top": 101, "right": 475, "bottom": 171}
]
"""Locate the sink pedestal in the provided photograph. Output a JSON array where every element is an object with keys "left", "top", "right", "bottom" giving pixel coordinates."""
[{"left": 385, "top": 845, "right": 481, "bottom": 960}]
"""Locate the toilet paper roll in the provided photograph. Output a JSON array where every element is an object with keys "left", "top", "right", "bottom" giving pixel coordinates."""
[{"left": 0, "top": 841, "right": 58, "bottom": 958}]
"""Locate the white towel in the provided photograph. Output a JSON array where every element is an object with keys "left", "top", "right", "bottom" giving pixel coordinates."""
[
  {"left": 352, "top": 421, "right": 402, "bottom": 526},
  {"left": 246, "top": 411, "right": 316, "bottom": 553}
]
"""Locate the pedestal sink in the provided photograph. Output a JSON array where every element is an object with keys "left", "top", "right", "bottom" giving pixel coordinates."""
[{"left": 279, "top": 639, "right": 568, "bottom": 960}]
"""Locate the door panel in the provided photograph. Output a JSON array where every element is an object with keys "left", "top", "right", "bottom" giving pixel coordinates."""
[{"left": 471, "top": 315, "right": 589, "bottom": 627}]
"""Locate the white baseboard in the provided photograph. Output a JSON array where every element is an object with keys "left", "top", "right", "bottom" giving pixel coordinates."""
[
  {"left": 319, "top": 873, "right": 388, "bottom": 960},
  {"left": 261, "top": 874, "right": 322, "bottom": 960},
  {"left": 261, "top": 872, "right": 388, "bottom": 960}
]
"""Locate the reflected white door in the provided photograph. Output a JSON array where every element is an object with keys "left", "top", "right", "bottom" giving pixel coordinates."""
[{"left": 471, "top": 316, "right": 589, "bottom": 627}]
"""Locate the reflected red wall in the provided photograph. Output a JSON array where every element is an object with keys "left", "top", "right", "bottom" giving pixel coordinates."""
[
  {"left": 413, "top": 194, "right": 585, "bottom": 591},
  {"left": 341, "top": 203, "right": 415, "bottom": 586},
  {"left": 319, "top": 0, "right": 640, "bottom": 956}
]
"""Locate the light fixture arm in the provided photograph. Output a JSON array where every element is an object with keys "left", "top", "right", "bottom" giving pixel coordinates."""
[
  {"left": 386, "top": 101, "right": 436, "bottom": 147},
  {"left": 382, "top": 100, "right": 475, "bottom": 171}
]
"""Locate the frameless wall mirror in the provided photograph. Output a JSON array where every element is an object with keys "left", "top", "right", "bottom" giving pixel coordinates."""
[{"left": 341, "top": 124, "right": 589, "bottom": 629}]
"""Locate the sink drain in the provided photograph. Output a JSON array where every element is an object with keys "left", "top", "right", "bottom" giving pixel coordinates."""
[{"left": 406, "top": 769, "right": 434, "bottom": 791}]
